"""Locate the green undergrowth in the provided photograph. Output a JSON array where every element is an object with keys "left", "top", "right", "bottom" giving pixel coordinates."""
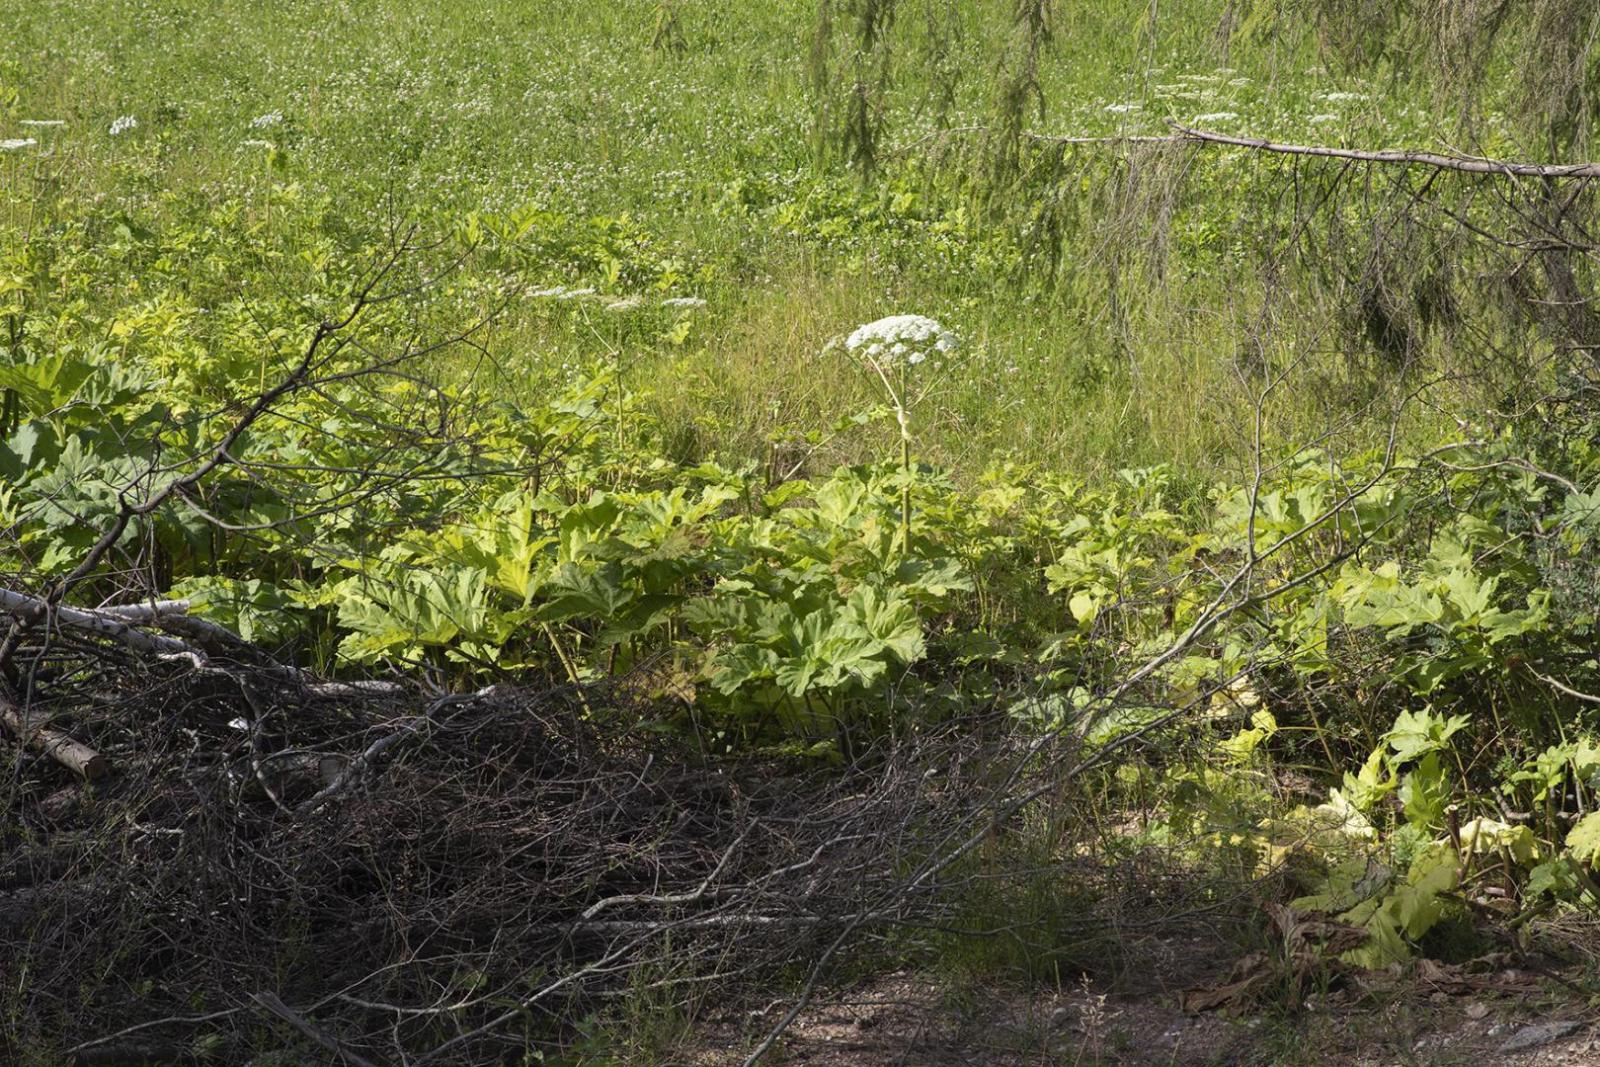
[
  {"left": 1, "top": 0, "right": 1524, "bottom": 478},
  {"left": 5, "top": 0, "right": 1600, "bottom": 1002},
  {"left": 3, "top": 185, "right": 1598, "bottom": 972}
]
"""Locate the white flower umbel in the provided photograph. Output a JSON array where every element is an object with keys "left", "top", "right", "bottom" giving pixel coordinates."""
[
  {"left": 108, "top": 115, "right": 138, "bottom": 136},
  {"left": 660, "top": 296, "right": 707, "bottom": 308},
  {"left": 249, "top": 110, "right": 284, "bottom": 129},
  {"left": 530, "top": 285, "right": 600, "bottom": 301},
  {"left": 19, "top": 120, "right": 66, "bottom": 128},
  {"left": 0, "top": 138, "right": 37, "bottom": 151},
  {"left": 842, "top": 314, "right": 961, "bottom": 556},
  {"left": 1192, "top": 112, "right": 1239, "bottom": 124},
  {"left": 844, "top": 314, "right": 959, "bottom": 369}
]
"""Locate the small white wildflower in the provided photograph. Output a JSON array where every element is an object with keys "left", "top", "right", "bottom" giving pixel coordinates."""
[
  {"left": 659, "top": 296, "right": 707, "bottom": 308},
  {"left": 531, "top": 285, "right": 570, "bottom": 298},
  {"left": 1320, "top": 91, "right": 1365, "bottom": 102},
  {"left": 605, "top": 296, "right": 644, "bottom": 313},
  {"left": 0, "top": 138, "right": 37, "bottom": 151},
  {"left": 249, "top": 110, "right": 284, "bottom": 129},
  {"left": 108, "top": 115, "right": 138, "bottom": 136},
  {"left": 844, "top": 314, "right": 960, "bottom": 369},
  {"left": 1104, "top": 102, "right": 1140, "bottom": 114},
  {"left": 19, "top": 119, "right": 66, "bottom": 128},
  {"left": 240, "top": 138, "right": 274, "bottom": 149},
  {"left": 556, "top": 287, "right": 595, "bottom": 300},
  {"left": 1308, "top": 113, "right": 1339, "bottom": 124},
  {"left": 1192, "top": 112, "right": 1239, "bottom": 124}
]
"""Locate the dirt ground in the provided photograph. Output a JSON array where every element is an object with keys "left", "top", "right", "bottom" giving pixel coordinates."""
[{"left": 680, "top": 942, "right": 1600, "bottom": 1066}]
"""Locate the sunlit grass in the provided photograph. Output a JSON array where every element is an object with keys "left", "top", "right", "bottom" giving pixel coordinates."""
[{"left": 1, "top": 0, "right": 1500, "bottom": 485}]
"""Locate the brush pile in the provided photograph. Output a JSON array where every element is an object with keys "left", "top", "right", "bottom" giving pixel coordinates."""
[{"left": 0, "top": 593, "right": 1045, "bottom": 1066}]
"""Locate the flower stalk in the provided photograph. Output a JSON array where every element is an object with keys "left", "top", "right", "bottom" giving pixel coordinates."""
[
  {"left": 898, "top": 405, "right": 912, "bottom": 557},
  {"left": 841, "top": 314, "right": 959, "bottom": 561}
]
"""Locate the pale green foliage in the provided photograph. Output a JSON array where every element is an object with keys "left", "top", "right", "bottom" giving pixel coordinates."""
[{"left": 4, "top": 0, "right": 1600, "bottom": 990}]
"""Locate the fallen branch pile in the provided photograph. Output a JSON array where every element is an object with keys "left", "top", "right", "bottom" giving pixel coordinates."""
[{"left": 1, "top": 590, "right": 1077, "bottom": 1065}]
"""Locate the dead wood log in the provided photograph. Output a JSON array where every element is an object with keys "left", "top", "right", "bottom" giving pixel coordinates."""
[
  {"left": 0, "top": 588, "right": 198, "bottom": 660},
  {"left": 101, "top": 599, "right": 403, "bottom": 698},
  {"left": 93, "top": 599, "right": 193, "bottom": 621},
  {"left": 0, "top": 698, "right": 108, "bottom": 780},
  {"left": 3, "top": 588, "right": 404, "bottom": 699}
]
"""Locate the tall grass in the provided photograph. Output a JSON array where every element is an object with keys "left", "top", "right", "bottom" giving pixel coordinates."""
[{"left": 0, "top": 0, "right": 1537, "bottom": 483}]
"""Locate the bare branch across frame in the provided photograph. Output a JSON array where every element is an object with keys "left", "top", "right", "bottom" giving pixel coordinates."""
[{"left": 907, "top": 120, "right": 1600, "bottom": 180}]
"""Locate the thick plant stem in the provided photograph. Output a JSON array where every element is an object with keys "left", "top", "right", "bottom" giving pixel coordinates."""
[
  {"left": 541, "top": 621, "right": 593, "bottom": 716},
  {"left": 898, "top": 406, "right": 912, "bottom": 557}
]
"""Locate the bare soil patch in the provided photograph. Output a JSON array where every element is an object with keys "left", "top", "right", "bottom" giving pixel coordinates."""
[{"left": 680, "top": 941, "right": 1600, "bottom": 1066}]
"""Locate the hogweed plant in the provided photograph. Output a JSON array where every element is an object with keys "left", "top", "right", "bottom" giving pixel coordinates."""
[{"left": 843, "top": 314, "right": 960, "bottom": 556}]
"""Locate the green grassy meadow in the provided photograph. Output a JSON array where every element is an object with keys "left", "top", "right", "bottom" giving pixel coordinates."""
[
  {"left": 5, "top": 0, "right": 1486, "bottom": 482},
  {"left": 5, "top": 3, "right": 1600, "bottom": 1062}
]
